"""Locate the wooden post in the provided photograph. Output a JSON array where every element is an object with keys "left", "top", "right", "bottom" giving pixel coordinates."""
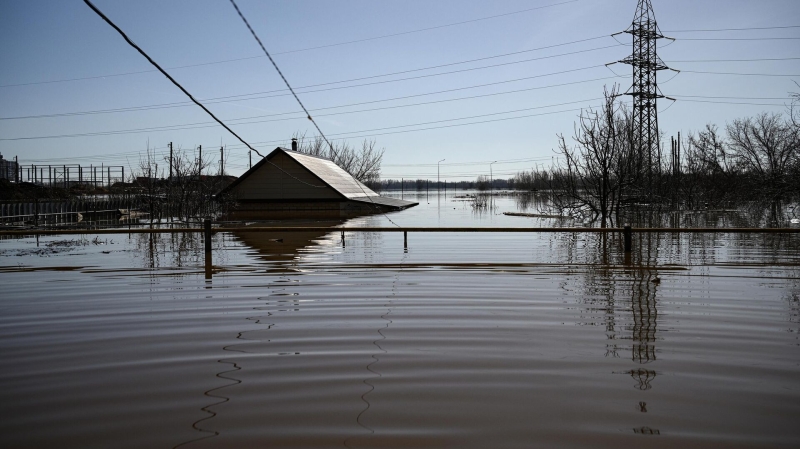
[
  {"left": 404, "top": 231, "right": 407, "bottom": 249},
  {"left": 624, "top": 225, "right": 632, "bottom": 253},
  {"left": 204, "top": 219, "right": 212, "bottom": 279},
  {"left": 341, "top": 230, "right": 345, "bottom": 247}
]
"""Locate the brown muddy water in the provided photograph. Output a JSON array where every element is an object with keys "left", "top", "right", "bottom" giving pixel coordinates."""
[{"left": 1, "top": 194, "right": 799, "bottom": 448}]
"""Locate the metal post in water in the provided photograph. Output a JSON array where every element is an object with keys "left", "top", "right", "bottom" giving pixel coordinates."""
[
  {"left": 404, "top": 231, "right": 407, "bottom": 249},
  {"left": 204, "top": 219, "right": 212, "bottom": 279},
  {"left": 624, "top": 225, "right": 632, "bottom": 253},
  {"left": 341, "top": 230, "right": 345, "bottom": 246}
]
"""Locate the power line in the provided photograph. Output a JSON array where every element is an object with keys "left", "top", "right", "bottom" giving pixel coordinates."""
[
  {"left": 1, "top": 42, "right": 618, "bottom": 121},
  {"left": 4, "top": 16, "right": 794, "bottom": 89},
  {"left": 664, "top": 25, "right": 800, "bottom": 33},
  {"left": 268, "top": 0, "right": 580, "bottom": 56},
  {"left": 0, "top": 34, "right": 611, "bottom": 91},
  {"left": 0, "top": 2, "right": 585, "bottom": 89},
  {"left": 2, "top": 77, "right": 617, "bottom": 135},
  {"left": 228, "top": 44, "right": 619, "bottom": 98},
  {"left": 385, "top": 157, "right": 552, "bottom": 167},
  {"left": 679, "top": 37, "right": 800, "bottom": 41},
  {"left": 228, "top": 0, "right": 391, "bottom": 222},
  {"left": 219, "top": 106, "right": 603, "bottom": 149},
  {"left": 1, "top": 66, "right": 617, "bottom": 140},
  {"left": 21, "top": 88, "right": 788, "bottom": 157},
  {"left": 665, "top": 57, "right": 800, "bottom": 63},
  {"left": 0, "top": 54, "right": 267, "bottom": 89},
  {"left": 14, "top": 89, "right": 786, "bottom": 162},
  {"left": 82, "top": 0, "right": 265, "bottom": 158},
  {"left": 82, "top": 0, "right": 329, "bottom": 190},
  {"left": 0, "top": 96, "right": 603, "bottom": 141},
  {"left": 228, "top": 0, "right": 337, "bottom": 160},
  {"left": 677, "top": 99, "right": 787, "bottom": 107},
  {"left": 683, "top": 70, "right": 800, "bottom": 77},
  {"left": 672, "top": 94, "right": 791, "bottom": 100}
]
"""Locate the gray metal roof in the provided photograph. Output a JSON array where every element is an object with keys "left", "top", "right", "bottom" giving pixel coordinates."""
[
  {"left": 350, "top": 196, "right": 418, "bottom": 209},
  {"left": 282, "top": 150, "right": 379, "bottom": 199}
]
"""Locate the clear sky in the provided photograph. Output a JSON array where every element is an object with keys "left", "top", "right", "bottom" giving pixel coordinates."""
[{"left": 1, "top": 0, "right": 798, "bottom": 181}]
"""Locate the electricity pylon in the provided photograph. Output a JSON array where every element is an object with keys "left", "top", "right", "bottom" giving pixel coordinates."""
[{"left": 608, "top": 0, "right": 678, "bottom": 188}]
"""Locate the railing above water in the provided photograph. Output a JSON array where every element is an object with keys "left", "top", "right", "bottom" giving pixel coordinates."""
[{"left": 3, "top": 222, "right": 799, "bottom": 278}]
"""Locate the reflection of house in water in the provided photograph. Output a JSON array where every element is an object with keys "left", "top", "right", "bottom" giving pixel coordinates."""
[
  {"left": 231, "top": 220, "right": 344, "bottom": 267},
  {"left": 218, "top": 145, "right": 417, "bottom": 219}
]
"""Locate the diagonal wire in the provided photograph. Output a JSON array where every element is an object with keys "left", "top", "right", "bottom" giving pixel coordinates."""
[
  {"left": 82, "top": 0, "right": 327, "bottom": 189},
  {"left": 228, "top": 0, "right": 340, "bottom": 160},
  {"left": 82, "top": 0, "right": 264, "bottom": 158},
  {"left": 228, "top": 0, "right": 402, "bottom": 227}
]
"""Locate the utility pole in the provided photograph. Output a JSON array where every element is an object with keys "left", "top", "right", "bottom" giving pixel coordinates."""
[
  {"left": 198, "top": 145, "right": 202, "bottom": 175},
  {"left": 249, "top": 150, "right": 252, "bottom": 169},
  {"left": 219, "top": 146, "right": 224, "bottom": 176},
  {"left": 608, "top": 0, "right": 677, "bottom": 190},
  {"left": 438, "top": 159, "right": 445, "bottom": 193},
  {"left": 168, "top": 142, "right": 173, "bottom": 181},
  {"left": 490, "top": 161, "right": 497, "bottom": 195}
]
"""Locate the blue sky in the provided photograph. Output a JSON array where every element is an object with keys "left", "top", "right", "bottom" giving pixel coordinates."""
[{"left": 1, "top": 0, "right": 798, "bottom": 181}]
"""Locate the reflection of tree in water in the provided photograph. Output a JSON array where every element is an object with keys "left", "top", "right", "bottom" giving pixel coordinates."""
[
  {"left": 513, "top": 193, "right": 550, "bottom": 213},
  {"left": 134, "top": 232, "right": 201, "bottom": 269}
]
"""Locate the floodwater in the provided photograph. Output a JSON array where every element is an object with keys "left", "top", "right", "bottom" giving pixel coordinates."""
[{"left": 1, "top": 193, "right": 799, "bottom": 448}]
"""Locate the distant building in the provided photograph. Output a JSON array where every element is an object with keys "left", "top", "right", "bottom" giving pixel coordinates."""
[
  {"left": 219, "top": 146, "right": 416, "bottom": 219},
  {"left": 0, "top": 154, "right": 19, "bottom": 182}
]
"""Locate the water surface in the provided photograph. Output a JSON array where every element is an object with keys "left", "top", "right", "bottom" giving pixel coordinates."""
[{"left": 1, "top": 194, "right": 799, "bottom": 448}]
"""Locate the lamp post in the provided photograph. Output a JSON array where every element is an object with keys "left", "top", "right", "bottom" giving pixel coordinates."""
[
  {"left": 489, "top": 161, "right": 497, "bottom": 195},
  {"left": 438, "top": 159, "right": 445, "bottom": 193}
]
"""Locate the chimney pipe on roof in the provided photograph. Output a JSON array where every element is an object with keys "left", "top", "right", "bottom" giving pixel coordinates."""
[{"left": 291, "top": 138, "right": 297, "bottom": 152}]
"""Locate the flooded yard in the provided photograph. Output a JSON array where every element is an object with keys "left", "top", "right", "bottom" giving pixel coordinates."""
[{"left": 1, "top": 193, "right": 799, "bottom": 448}]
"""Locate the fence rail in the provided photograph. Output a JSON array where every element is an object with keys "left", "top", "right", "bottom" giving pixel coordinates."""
[
  {"left": 5, "top": 223, "right": 798, "bottom": 279},
  {"left": 1, "top": 226, "right": 799, "bottom": 236}
]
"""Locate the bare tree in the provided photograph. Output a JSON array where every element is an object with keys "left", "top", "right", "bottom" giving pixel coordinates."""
[
  {"left": 550, "top": 86, "right": 634, "bottom": 227},
  {"left": 137, "top": 146, "right": 164, "bottom": 224},
  {"left": 682, "top": 124, "right": 739, "bottom": 208},
  {"left": 164, "top": 147, "right": 219, "bottom": 222},
  {"left": 292, "top": 134, "right": 384, "bottom": 187},
  {"left": 727, "top": 112, "right": 797, "bottom": 200}
]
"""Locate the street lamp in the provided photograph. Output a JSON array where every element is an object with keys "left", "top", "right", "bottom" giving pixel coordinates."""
[
  {"left": 489, "top": 161, "right": 497, "bottom": 194},
  {"left": 438, "top": 159, "right": 445, "bottom": 193}
]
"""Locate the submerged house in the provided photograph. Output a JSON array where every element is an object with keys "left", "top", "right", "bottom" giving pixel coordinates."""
[{"left": 218, "top": 145, "right": 417, "bottom": 219}]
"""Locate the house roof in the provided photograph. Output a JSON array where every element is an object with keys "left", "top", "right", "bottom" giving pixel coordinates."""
[
  {"left": 218, "top": 147, "right": 417, "bottom": 209},
  {"left": 281, "top": 149, "right": 379, "bottom": 199}
]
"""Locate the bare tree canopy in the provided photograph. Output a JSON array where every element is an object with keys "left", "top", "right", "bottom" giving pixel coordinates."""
[
  {"left": 291, "top": 134, "right": 384, "bottom": 187},
  {"left": 549, "top": 85, "right": 634, "bottom": 227}
]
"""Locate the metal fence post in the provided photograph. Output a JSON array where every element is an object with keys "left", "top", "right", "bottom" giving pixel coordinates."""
[
  {"left": 624, "top": 225, "right": 632, "bottom": 253},
  {"left": 204, "top": 219, "right": 212, "bottom": 279}
]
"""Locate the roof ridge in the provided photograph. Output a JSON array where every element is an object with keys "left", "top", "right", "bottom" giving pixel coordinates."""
[{"left": 279, "top": 147, "right": 334, "bottom": 162}]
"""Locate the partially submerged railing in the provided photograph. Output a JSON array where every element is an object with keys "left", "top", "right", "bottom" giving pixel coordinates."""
[{"left": 2, "top": 220, "right": 799, "bottom": 279}]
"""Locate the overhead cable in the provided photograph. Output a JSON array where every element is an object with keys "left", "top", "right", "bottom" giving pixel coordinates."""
[
  {"left": 269, "top": 0, "right": 580, "bottom": 55},
  {"left": 81, "top": 0, "right": 330, "bottom": 189},
  {"left": 82, "top": 0, "right": 265, "bottom": 158}
]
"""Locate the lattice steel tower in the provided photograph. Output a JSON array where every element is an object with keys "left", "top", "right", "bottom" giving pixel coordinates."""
[{"left": 610, "top": 0, "right": 676, "bottom": 180}]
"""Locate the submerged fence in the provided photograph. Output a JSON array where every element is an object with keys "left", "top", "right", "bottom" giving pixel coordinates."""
[
  {"left": 0, "top": 198, "right": 139, "bottom": 224},
  {"left": 2, "top": 222, "right": 799, "bottom": 278}
]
